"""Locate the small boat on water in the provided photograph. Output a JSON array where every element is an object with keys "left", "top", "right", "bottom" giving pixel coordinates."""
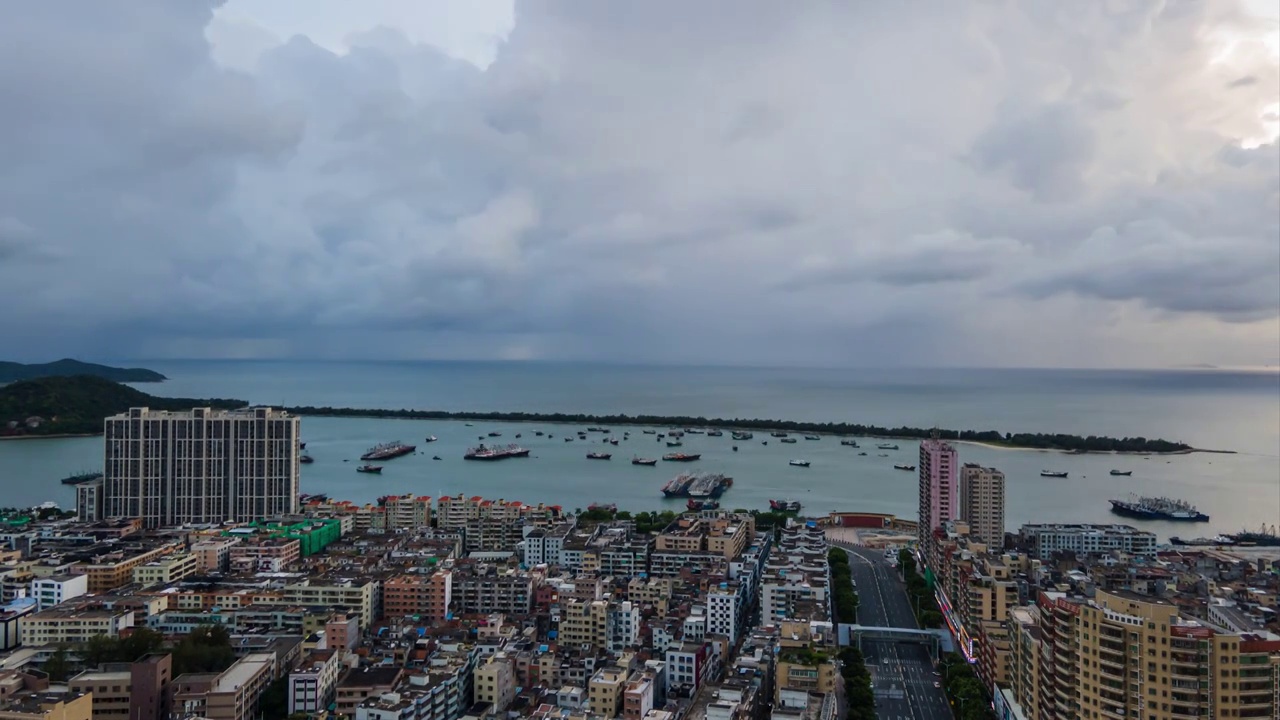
[
  {"left": 789, "top": 459, "right": 810, "bottom": 467},
  {"left": 1109, "top": 470, "right": 1132, "bottom": 476},
  {"left": 706, "top": 430, "right": 723, "bottom": 437},
  {"left": 299, "top": 454, "right": 314, "bottom": 464},
  {"left": 1041, "top": 470, "right": 1069, "bottom": 478},
  {"left": 840, "top": 439, "right": 859, "bottom": 447},
  {"left": 609, "top": 439, "right": 620, "bottom": 446},
  {"left": 732, "top": 446, "right": 738, "bottom": 452},
  {"left": 465, "top": 423, "right": 474, "bottom": 426},
  {"left": 663, "top": 453, "right": 702, "bottom": 462},
  {"left": 488, "top": 431, "right": 502, "bottom": 437},
  {"left": 357, "top": 465, "right": 383, "bottom": 474},
  {"left": 804, "top": 435, "right": 820, "bottom": 441},
  {"left": 893, "top": 464, "right": 916, "bottom": 471},
  {"left": 299, "top": 442, "right": 306, "bottom": 449},
  {"left": 535, "top": 431, "right": 544, "bottom": 436},
  {"left": 587, "top": 452, "right": 612, "bottom": 460},
  {"left": 432, "top": 456, "right": 441, "bottom": 461},
  {"left": 771, "top": 431, "right": 789, "bottom": 438},
  {"left": 780, "top": 438, "right": 798, "bottom": 444},
  {"left": 732, "top": 431, "right": 753, "bottom": 440},
  {"left": 564, "top": 437, "right": 574, "bottom": 442},
  {"left": 667, "top": 440, "right": 683, "bottom": 447},
  {"left": 424, "top": 435, "right": 438, "bottom": 443},
  {"left": 642, "top": 429, "right": 657, "bottom": 435},
  {"left": 515, "top": 433, "right": 522, "bottom": 438},
  {"left": 632, "top": 457, "right": 658, "bottom": 466},
  {"left": 876, "top": 443, "right": 899, "bottom": 450},
  {"left": 858, "top": 452, "right": 868, "bottom": 456}
]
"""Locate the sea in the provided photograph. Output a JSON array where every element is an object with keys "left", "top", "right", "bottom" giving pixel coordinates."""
[{"left": 1, "top": 361, "right": 1277, "bottom": 541}]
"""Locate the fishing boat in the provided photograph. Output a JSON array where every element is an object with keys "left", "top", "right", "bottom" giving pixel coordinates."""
[
  {"left": 1040, "top": 470, "right": 1069, "bottom": 478},
  {"left": 731, "top": 431, "right": 754, "bottom": 440},
  {"left": 788, "top": 459, "right": 810, "bottom": 467},
  {"left": 876, "top": 443, "right": 899, "bottom": 450},
  {"left": 299, "top": 454, "right": 314, "bottom": 464},
  {"left": 1109, "top": 470, "right": 1132, "bottom": 476},
  {"left": 642, "top": 429, "right": 657, "bottom": 435},
  {"left": 356, "top": 465, "right": 383, "bottom": 474},
  {"left": 804, "top": 435, "right": 820, "bottom": 441},
  {"left": 587, "top": 452, "right": 612, "bottom": 460},
  {"left": 667, "top": 440, "right": 683, "bottom": 447},
  {"left": 780, "top": 438, "right": 797, "bottom": 444},
  {"left": 662, "top": 452, "right": 702, "bottom": 462},
  {"left": 424, "top": 436, "right": 438, "bottom": 443},
  {"left": 840, "top": 439, "right": 859, "bottom": 447},
  {"left": 893, "top": 464, "right": 916, "bottom": 471},
  {"left": 632, "top": 457, "right": 658, "bottom": 466}
]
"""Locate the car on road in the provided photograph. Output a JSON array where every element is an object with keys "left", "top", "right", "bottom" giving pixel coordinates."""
[{"left": 933, "top": 681, "right": 941, "bottom": 688}]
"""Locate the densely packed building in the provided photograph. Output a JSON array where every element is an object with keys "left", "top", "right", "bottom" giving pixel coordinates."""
[{"left": 0, "top": 478, "right": 841, "bottom": 720}]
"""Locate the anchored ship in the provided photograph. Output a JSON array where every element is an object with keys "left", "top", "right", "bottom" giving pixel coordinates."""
[
  {"left": 661, "top": 472, "right": 733, "bottom": 498},
  {"left": 1040, "top": 470, "right": 1069, "bottom": 478},
  {"left": 893, "top": 464, "right": 916, "bottom": 471},
  {"left": 662, "top": 452, "right": 702, "bottom": 462},
  {"left": 356, "top": 465, "right": 383, "bottom": 474},
  {"left": 360, "top": 441, "right": 417, "bottom": 462},
  {"left": 463, "top": 443, "right": 531, "bottom": 461},
  {"left": 731, "top": 431, "right": 753, "bottom": 440},
  {"left": 632, "top": 457, "right": 658, "bottom": 466},
  {"left": 1108, "top": 494, "right": 1209, "bottom": 522},
  {"left": 587, "top": 452, "right": 612, "bottom": 460}
]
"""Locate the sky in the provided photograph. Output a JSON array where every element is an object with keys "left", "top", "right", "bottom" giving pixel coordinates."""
[{"left": 1, "top": 1, "right": 1278, "bottom": 368}]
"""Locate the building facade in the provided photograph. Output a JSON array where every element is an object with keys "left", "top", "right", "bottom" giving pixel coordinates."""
[
  {"left": 918, "top": 438, "right": 958, "bottom": 557},
  {"left": 959, "top": 464, "right": 1006, "bottom": 548},
  {"left": 103, "top": 406, "right": 300, "bottom": 528}
]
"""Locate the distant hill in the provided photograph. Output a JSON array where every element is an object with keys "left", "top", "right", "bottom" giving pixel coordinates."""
[
  {"left": 0, "top": 359, "right": 166, "bottom": 383},
  {"left": 0, "top": 375, "right": 246, "bottom": 437}
]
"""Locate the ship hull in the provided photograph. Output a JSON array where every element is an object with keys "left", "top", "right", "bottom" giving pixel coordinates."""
[{"left": 1109, "top": 501, "right": 1209, "bottom": 522}]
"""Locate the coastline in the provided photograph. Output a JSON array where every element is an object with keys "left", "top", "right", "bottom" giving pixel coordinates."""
[
  {"left": 278, "top": 406, "right": 1204, "bottom": 454},
  {"left": 0, "top": 432, "right": 99, "bottom": 441},
  {"left": 952, "top": 440, "right": 1231, "bottom": 456}
]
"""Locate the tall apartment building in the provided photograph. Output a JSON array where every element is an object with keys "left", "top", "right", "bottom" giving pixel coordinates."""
[
  {"left": 918, "top": 437, "right": 958, "bottom": 558},
  {"left": 382, "top": 571, "right": 452, "bottom": 622},
  {"left": 103, "top": 407, "right": 299, "bottom": 528},
  {"left": 1019, "top": 589, "right": 1280, "bottom": 720},
  {"left": 959, "top": 464, "right": 1005, "bottom": 548}
]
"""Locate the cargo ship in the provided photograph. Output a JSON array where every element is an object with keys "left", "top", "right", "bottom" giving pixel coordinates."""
[
  {"left": 59, "top": 471, "right": 104, "bottom": 485},
  {"left": 463, "top": 443, "right": 531, "bottom": 461},
  {"left": 661, "top": 472, "right": 732, "bottom": 498},
  {"left": 687, "top": 498, "right": 720, "bottom": 511},
  {"left": 662, "top": 452, "right": 701, "bottom": 462},
  {"left": 770, "top": 499, "right": 802, "bottom": 512},
  {"left": 360, "top": 441, "right": 417, "bottom": 461},
  {"left": 1108, "top": 495, "right": 1209, "bottom": 522},
  {"left": 1225, "top": 525, "right": 1280, "bottom": 546}
]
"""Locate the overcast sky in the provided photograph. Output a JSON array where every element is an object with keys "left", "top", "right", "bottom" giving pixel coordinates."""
[{"left": 2, "top": 1, "right": 1277, "bottom": 368}]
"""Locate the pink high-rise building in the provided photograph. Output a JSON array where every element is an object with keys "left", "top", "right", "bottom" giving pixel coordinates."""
[{"left": 918, "top": 438, "right": 958, "bottom": 556}]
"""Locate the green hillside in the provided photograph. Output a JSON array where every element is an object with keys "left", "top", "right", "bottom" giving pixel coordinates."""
[
  {"left": 0, "top": 359, "right": 166, "bottom": 383},
  {"left": 0, "top": 376, "right": 245, "bottom": 437}
]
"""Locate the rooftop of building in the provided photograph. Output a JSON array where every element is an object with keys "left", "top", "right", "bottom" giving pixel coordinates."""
[{"left": 339, "top": 666, "right": 405, "bottom": 689}]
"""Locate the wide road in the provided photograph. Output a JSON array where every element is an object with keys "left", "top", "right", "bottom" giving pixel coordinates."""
[{"left": 838, "top": 544, "right": 951, "bottom": 720}]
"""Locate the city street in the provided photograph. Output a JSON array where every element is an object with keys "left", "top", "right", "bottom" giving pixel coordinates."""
[{"left": 837, "top": 543, "right": 952, "bottom": 720}]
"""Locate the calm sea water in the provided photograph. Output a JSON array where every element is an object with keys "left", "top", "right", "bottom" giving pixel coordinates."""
[{"left": 1, "top": 361, "right": 1276, "bottom": 539}]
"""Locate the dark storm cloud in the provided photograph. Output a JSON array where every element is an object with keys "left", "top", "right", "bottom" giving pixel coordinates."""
[{"left": 1, "top": 0, "right": 1277, "bottom": 366}]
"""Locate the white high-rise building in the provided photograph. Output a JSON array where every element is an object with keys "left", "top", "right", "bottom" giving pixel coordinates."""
[{"left": 104, "top": 406, "right": 300, "bottom": 528}]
